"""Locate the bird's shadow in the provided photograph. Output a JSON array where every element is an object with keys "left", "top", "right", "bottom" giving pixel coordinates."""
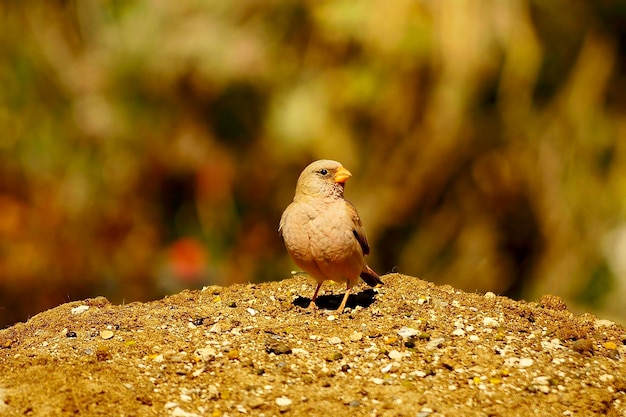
[{"left": 293, "top": 288, "right": 378, "bottom": 311}]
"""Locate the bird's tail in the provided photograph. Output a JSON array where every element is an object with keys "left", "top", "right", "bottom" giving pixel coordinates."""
[{"left": 360, "top": 265, "right": 384, "bottom": 287}]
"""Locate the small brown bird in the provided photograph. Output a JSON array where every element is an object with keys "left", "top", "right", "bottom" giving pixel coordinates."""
[{"left": 279, "top": 160, "right": 383, "bottom": 313}]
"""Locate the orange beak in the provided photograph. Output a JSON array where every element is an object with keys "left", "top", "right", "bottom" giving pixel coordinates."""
[{"left": 333, "top": 166, "right": 352, "bottom": 184}]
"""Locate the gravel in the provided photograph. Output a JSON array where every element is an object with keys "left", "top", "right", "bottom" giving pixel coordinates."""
[{"left": 0, "top": 273, "right": 625, "bottom": 416}]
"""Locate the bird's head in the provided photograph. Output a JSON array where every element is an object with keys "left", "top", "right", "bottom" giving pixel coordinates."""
[{"left": 294, "top": 160, "right": 352, "bottom": 200}]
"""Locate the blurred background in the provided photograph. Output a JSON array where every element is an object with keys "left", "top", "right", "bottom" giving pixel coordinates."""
[{"left": 1, "top": 0, "right": 626, "bottom": 327}]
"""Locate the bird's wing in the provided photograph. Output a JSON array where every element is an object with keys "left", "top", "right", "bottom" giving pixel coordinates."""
[
  {"left": 278, "top": 204, "right": 290, "bottom": 237},
  {"left": 346, "top": 200, "right": 370, "bottom": 256}
]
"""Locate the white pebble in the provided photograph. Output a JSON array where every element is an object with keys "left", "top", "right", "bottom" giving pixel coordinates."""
[
  {"left": 171, "top": 407, "right": 200, "bottom": 417},
  {"left": 328, "top": 337, "right": 342, "bottom": 345},
  {"left": 195, "top": 347, "right": 216, "bottom": 362},
  {"left": 417, "top": 407, "right": 434, "bottom": 417},
  {"left": 388, "top": 350, "right": 403, "bottom": 361},
  {"left": 451, "top": 329, "right": 465, "bottom": 337},
  {"left": 397, "top": 327, "right": 419, "bottom": 338},
  {"left": 350, "top": 331, "right": 363, "bottom": 342},
  {"left": 483, "top": 317, "right": 499, "bottom": 327},
  {"left": 484, "top": 292, "right": 496, "bottom": 299},
  {"left": 469, "top": 335, "right": 480, "bottom": 342},
  {"left": 291, "top": 348, "right": 309, "bottom": 356},
  {"left": 371, "top": 377, "right": 384, "bottom": 385},
  {"left": 275, "top": 396, "right": 292, "bottom": 408},
  {"left": 246, "top": 308, "right": 257, "bottom": 316},
  {"left": 518, "top": 358, "right": 534, "bottom": 368},
  {"left": 426, "top": 337, "right": 445, "bottom": 350},
  {"left": 381, "top": 363, "right": 393, "bottom": 373},
  {"left": 100, "top": 330, "right": 114, "bottom": 340},
  {"left": 537, "top": 385, "right": 550, "bottom": 394},
  {"left": 327, "top": 315, "right": 336, "bottom": 321},
  {"left": 71, "top": 305, "right": 89, "bottom": 315}
]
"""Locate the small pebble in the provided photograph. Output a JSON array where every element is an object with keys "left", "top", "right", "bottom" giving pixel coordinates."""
[
  {"left": 100, "top": 330, "right": 114, "bottom": 340},
  {"left": 417, "top": 407, "right": 434, "bottom": 417},
  {"left": 275, "top": 396, "right": 292, "bottom": 410},
  {"left": 397, "top": 327, "right": 419, "bottom": 339},
  {"left": 484, "top": 292, "right": 496, "bottom": 299},
  {"left": 247, "top": 308, "right": 257, "bottom": 316},
  {"left": 384, "top": 336, "right": 398, "bottom": 345},
  {"left": 388, "top": 350, "right": 403, "bottom": 361},
  {"left": 533, "top": 376, "right": 550, "bottom": 385},
  {"left": 195, "top": 347, "right": 217, "bottom": 362},
  {"left": 291, "top": 348, "right": 309, "bottom": 356},
  {"left": 71, "top": 305, "right": 89, "bottom": 315},
  {"left": 66, "top": 331, "right": 77, "bottom": 338},
  {"left": 426, "top": 338, "right": 445, "bottom": 350},
  {"left": 451, "top": 329, "right": 465, "bottom": 337},
  {"left": 371, "top": 377, "right": 384, "bottom": 385},
  {"left": 327, "top": 315, "right": 336, "bottom": 321},
  {"left": 266, "top": 339, "right": 292, "bottom": 355},
  {"left": 537, "top": 385, "right": 550, "bottom": 394},
  {"left": 248, "top": 398, "right": 265, "bottom": 409},
  {"left": 328, "top": 337, "right": 342, "bottom": 345},
  {"left": 604, "top": 342, "right": 617, "bottom": 350},
  {"left": 171, "top": 407, "right": 200, "bottom": 417},
  {"left": 572, "top": 339, "right": 594, "bottom": 355},
  {"left": 483, "top": 317, "right": 499, "bottom": 327},
  {"left": 599, "top": 374, "right": 614, "bottom": 382},
  {"left": 381, "top": 363, "right": 393, "bottom": 373},
  {"left": 518, "top": 358, "right": 534, "bottom": 368},
  {"left": 350, "top": 332, "right": 363, "bottom": 342},
  {"left": 539, "top": 294, "right": 568, "bottom": 311}
]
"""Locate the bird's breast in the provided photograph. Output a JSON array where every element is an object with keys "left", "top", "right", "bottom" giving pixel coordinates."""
[{"left": 282, "top": 201, "right": 357, "bottom": 261}]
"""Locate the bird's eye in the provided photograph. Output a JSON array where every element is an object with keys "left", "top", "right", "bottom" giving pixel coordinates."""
[{"left": 318, "top": 169, "right": 328, "bottom": 176}]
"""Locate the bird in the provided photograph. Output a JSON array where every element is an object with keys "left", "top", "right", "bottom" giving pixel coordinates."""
[{"left": 279, "top": 160, "right": 383, "bottom": 313}]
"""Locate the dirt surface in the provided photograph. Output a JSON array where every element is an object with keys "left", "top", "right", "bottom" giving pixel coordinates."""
[{"left": 1, "top": 274, "right": 625, "bottom": 417}]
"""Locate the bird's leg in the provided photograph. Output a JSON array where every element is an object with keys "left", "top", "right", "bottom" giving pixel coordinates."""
[
  {"left": 309, "top": 282, "right": 323, "bottom": 309},
  {"left": 337, "top": 287, "right": 352, "bottom": 314}
]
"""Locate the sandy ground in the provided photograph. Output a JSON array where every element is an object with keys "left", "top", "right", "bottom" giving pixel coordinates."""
[{"left": 1, "top": 273, "right": 625, "bottom": 417}]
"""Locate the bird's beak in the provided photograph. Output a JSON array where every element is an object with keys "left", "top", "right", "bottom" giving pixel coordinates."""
[{"left": 333, "top": 167, "right": 352, "bottom": 184}]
